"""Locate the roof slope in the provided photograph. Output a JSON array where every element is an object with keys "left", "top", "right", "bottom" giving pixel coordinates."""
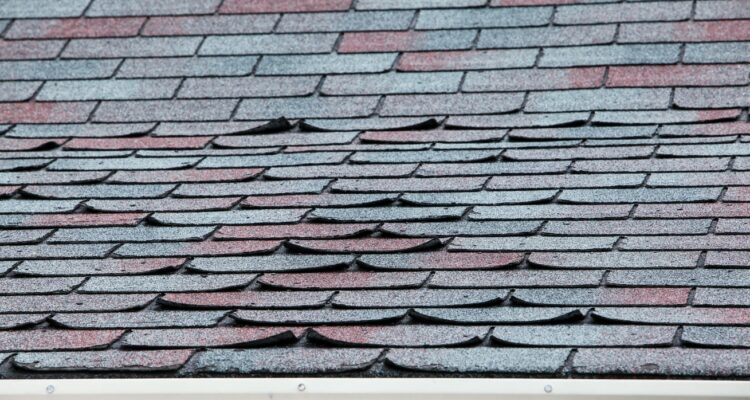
[{"left": 0, "top": 0, "right": 750, "bottom": 379}]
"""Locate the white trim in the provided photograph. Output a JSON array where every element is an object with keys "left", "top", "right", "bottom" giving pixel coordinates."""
[{"left": 0, "top": 378, "right": 749, "bottom": 400}]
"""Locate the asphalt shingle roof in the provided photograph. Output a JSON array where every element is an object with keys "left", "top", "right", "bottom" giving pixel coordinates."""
[{"left": 0, "top": 0, "right": 749, "bottom": 379}]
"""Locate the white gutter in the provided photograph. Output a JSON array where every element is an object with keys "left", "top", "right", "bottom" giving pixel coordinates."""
[{"left": 0, "top": 378, "right": 749, "bottom": 400}]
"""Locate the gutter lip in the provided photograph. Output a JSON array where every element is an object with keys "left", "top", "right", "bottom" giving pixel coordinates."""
[{"left": 1, "top": 378, "right": 750, "bottom": 399}]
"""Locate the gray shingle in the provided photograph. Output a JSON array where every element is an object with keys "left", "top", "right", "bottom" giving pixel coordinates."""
[
  {"left": 351, "top": 150, "right": 499, "bottom": 164},
  {"left": 48, "top": 226, "right": 213, "bottom": 243},
  {"left": 303, "top": 117, "right": 440, "bottom": 132},
  {"left": 22, "top": 184, "right": 175, "bottom": 199},
  {"left": 573, "top": 158, "right": 730, "bottom": 173},
  {"left": 333, "top": 289, "right": 508, "bottom": 308},
  {"left": 322, "top": 72, "right": 462, "bottom": 95},
  {"left": 214, "top": 132, "right": 357, "bottom": 148},
  {"left": 479, "top": 25, "right": 615, "bottom": 48},
  {"left": 80, "top": 275, "right": 256, "bottom": 293},
  {"left": 622, "top": 235, "right": 750, "bottom": 250},
  {"left": 446, "top": 113, "right": 590, "bottom": 129},
  {"left": 416, "top": 7, "right": 552, "bottom": 29},
  {"left": 675, "top": 87, "right": 750, "bottom": 109},
  {"left": 544, "top": 219, "right": 711, "bottom": 235},
  {"left": 559, "top": 188, "right": 721, "bottom": 204},
  {"left": 387, "top": 348, "right": 569, "bottom": 373},
  {"left": 493, "top": 325, "right": 676, "bottom": 347},
  {"left": 173, "top": 179, "right": 329, "bottom": 197},
  {"left": 0, "top": 244, "right": 114, "bottom": 260},
  {"left": 540, "top": 44, "right": 680, "bottom": 67},
  {"left": 526, "top": 89, "right": 671, "bottom": 112},
  {"left": 309, "top": 325, "right": 488, "bottom": 347},
  {"left": 684, "top": 43, "right": 750, "bottom": 64},
  {"left": 233, "top": 309, "right": 407, "bottom": 325},
  {"left": 188, "top": 254, "right": 354, "bottom": 273},
  {"left": 0, "top": 82, "right": 41, "bottom": 101},
  {"left": 200, "top": 34, "right": 337, "bottom": 55},
  {"left": 38, "top": 79, "right": 179, "bottom": 101},
  {"left": 0, "top": 228, "right": 49, "bottom": 245},
  {"left": 381, "top": 93, "right": 524, "bottom": 116},
  {"left": 52, "top": 311, "right": 226, "bottom": 329},
  {"left": 199, "top": 152, "right": 348, "bottom": 168},
  {"left": 64, "top": 37, "right": 202, "bottom": 58},
  {"left": 357, "top": 0, "right": 485, "bottom": 9},
  {"left": 333, "top": 177, "right": 486, "bottom": 192},
  {"left": 0, "top": 314, "right": 47, "bottom": 329},
  {"left": 15, "top": 258, "right": 184, "bottom": 277},
  {"left": 411, "top": 307, "right": 583, "bottom": 324},
  {"left": 658, "top": 143, "right": 750, "bottom": 157},
  {"left": 94, "top": 100, "right": 237, "bottom": 122},
  {"left": 118, "top": 56, "right": 257, "bottom": 78},
  {"left": 0, "top": 294, "right": 155, "bottom": 313},
  {"left": 236, "top": 97, "right": 378, "bottom": 120},
  {"left": 243, "top": 193, "right": 398, "bottom": 208},
  {"left": 714, "top": 219, "right": 750, "bottom": 234},
  {"left": 505, "top": 146, "right": 653, "bottom": 160},
  {"left": 358, "top": 252, "right": 523, "bottom": 271},
  {"left": 114, "top": 240, "right": 281, "bottom": 257},
  {"left": 683, "top": 327, "right": 750, "bottom": 348},
  {"left": 0, "top": 277, "right": 83, "bottom": 294},
  {"left": 380, "top": 221, "right": 541, "bottom": 236},
  {"left": 489, "top": 173, "right": 645, "bottom": 189},
  {"left": 266, "top": 164, "right": 417, "bottom": 179},
  {"left": 9, "top": 123, "right": 155, "bottom": 138},
  {"left": 278, "top": 10, "right": 413, "bottom": 32},
  {"left": 150, "top": 209, "right": 307, "bottom": 225},
  {"left": 555, "top": 1, "right": 691, "bottom": 24},
  {"left": 257, "top": 53, "right": 397, "bottom": 75},
  {"left": 49, "top": 157, "right": 200, "bottom": 171},
  {"left": 87, "top": 0, "right": 219, "bottom": 16},
  {"left": 593, "top": 110, "right": 743, "bottom": 125},
  {"left": 0, "top": 200, "right": 81, "bottom": 213},
  {"left": 188, "top": 348, "right": 381, "bottom": 374},
  {"left": 649, "top": 172, "right": 750, "bottom": 187},
  {"left": 450, "top": 236, "right": 616, "bottom": 251},
  {"left": 512, "top": 288, "right": 690, "bottom": 306},
  {"left": 693, "top": 288, "right": 750, "bottom": 306},
  {"left": 430, "top": 270, "right": 602, "bottom": 288},
  {"left": 592, "top": 307, "right": 750, "bottom": 325},
  {"left": 705, "top": 251, "right": 750, "bottom": 268},
  {"left": 160, "top": 291, "right": 331, "bottom": 309},
  {"left": 417, "top": 161, "right": 570, "bottom": 176},
  {"left": 510, "top": 126, "right": 655, "bottom": 140},
  {"left": 0, "top": 60, "right": 119, "bottom": 81},
  {"left": 470, "top": 204, "right": 632, "bottom": 220},
  {"left": 311, "top": 206, "right": 465, "bottom": 222},
  {"left": 13, "top": 350, "right": 194, "bottom": 372},
  {"left": 1, "top": 0, "right": 89, "bottom": 18},
  {"left": 401, "top": 191, "right": 556, "bottom": 205},
  {"left": 574, "top": 348, "right": 750, "bottom": 376},
  {"left": 178, "top": 76, "right": 319, "bottom": 99},
  {"left": 0, "top": 171, "right": 109, "bottom": 184},
  {"left": 608, "top": 269, "right": 750, "bottom": 287}
]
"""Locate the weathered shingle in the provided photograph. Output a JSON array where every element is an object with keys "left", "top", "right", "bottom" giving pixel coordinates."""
[{"left": 1, "top": 0, "right": 749, "bottom": 381}]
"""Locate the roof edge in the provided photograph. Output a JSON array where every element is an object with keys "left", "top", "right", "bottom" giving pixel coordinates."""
[{"left": 2, "top": 378, "right": 749, "bottom": 400}]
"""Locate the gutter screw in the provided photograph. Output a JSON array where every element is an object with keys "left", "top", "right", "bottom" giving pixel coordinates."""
[
  {"left": 46, "top": 385, "right": 55, "bottom": 394},
  {"left": 544, "top": 384, "right": 553, "bottom": 393},
  {"left": 298, "top": 383, "right": 306, "bottom": 392}
]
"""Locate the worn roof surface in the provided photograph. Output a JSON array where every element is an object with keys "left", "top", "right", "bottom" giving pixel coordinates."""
[{"left": 0, "top": 0, "right": 749, "bottom": 379}]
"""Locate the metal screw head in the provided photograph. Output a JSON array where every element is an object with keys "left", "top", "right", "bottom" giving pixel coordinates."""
[
  {"left": 298, "top": 383, "right": 306, "bottom": 392},
  {"left": 544, "top": 384, "right": 553, "bottom": 393},
  {"left": 46, "top": 385, "right": 55, "bottom": 394}
]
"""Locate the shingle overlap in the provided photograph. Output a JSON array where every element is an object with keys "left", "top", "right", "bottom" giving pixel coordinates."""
[{"left": 0, "top": 0, "right": 748, "bottom": 380}]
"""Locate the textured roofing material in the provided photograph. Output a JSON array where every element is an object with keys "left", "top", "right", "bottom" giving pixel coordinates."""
[{"left": 0, "top": 0, "right": 749, "bottom": 380}]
